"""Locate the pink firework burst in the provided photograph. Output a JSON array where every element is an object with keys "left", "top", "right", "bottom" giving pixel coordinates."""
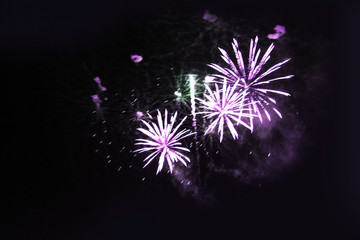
[
  {"left": 208, "top": 36, "right": 293, "bottom": 130},
  {"left": 198, "top": 79, "right": 255, "bottom": 142},
  {"left": 135, "top": 110, "right": 193, "bottom": 174}
]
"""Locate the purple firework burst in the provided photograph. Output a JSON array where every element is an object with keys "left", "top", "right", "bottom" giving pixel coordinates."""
[
  {"left": 198, "top": 79, "right": 255, "bottom": 142},
  {"left": 135, "top": 109, "right": 193, "bottom": 174},
  {"left": 208, "top": 36, "right": 293, "bottom": 129}
]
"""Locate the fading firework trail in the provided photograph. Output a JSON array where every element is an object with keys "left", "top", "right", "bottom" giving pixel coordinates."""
[
  {"left": 208, "top": 36, "right": 293, "bottom": 131},
  {"left": 135, "top": 110, "right": 194, "bottom": 174}
]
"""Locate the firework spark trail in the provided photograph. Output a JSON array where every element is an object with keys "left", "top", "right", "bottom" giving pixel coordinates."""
[
  {"left": 135, "top": 109, "right": 194, "bottom": 174},
  {"left": 197, "top": 79, "right": 255, "bottom": 142},
  {"left": 189, "top": 75, "right": 197, "bottom": 136},
  {"left": 208, "top": 36, "right": 293, "bottom": 130},
  {"left": 93, "top": 76, "right": 107, "bottom": 92}
]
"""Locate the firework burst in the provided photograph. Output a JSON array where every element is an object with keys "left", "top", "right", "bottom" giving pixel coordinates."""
[
  {"left": 135, "top": 109, "right": 194, "bottom": 174},
  {"left": 208, "top": 36, "right": 293, "bottom": 129},
  {"left": 198, "top": 79, "right": 255, "bottom": 142}
]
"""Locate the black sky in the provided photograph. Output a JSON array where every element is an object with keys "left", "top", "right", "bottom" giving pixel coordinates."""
[{"left": 2, "top": 0, "right": 360, "bottom": 239}]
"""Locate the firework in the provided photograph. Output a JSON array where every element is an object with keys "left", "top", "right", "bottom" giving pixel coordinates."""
[
  {"left": 198, "top": 79, "right": 255, "bottom": 142},
  {"left": 135, "top": 109, "right": 193, "bottom": 174},
  {"left": 208, "top": 36, "right": 293, "bottom": 128}
]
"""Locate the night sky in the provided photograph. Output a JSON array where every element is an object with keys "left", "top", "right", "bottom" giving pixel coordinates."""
[{"left": 2, "top": 0, "right": 360, "bottom": 239}]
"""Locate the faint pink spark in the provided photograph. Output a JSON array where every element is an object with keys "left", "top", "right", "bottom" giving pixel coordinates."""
[
  {"left": 268, "top": 25, "right": 286, "bottom": 39},
  {"left": 203, "top": 10, "right": 218, "bottom": 22},
  {"left": 136, "top": 111, "right": 144, "bottom": 119},
  {"left": 208, "top": 36, "right": 293, "bottom": 129},
  {"left": 93, "top": 76, "right": 107, "bottom": 92},
  {"left": 91, "top": 94, "right": 101, "bottom": 108},
  {"left": 198, "top": 79, "right": 255, "bottom": 142},
  {"left": 130, "top": 54, "right": 143, "bottom": 63},
  {"left": 134, "top": 110, "right": 193, "bottom": 174}
]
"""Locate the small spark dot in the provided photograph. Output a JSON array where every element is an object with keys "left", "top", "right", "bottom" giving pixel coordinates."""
[
  {"left": 108, "top": 160, "right": 111, "bottom": 163},
  {"left": 104, "top": 130, "right": 107, "bottom": 133},
  {"left": 174, "top": 91, "right": 181, "bottom": 97},
  {"left": 99, "top": 141, "right": 103, "bottom": 144},
  {"left": 216, "top": 151, "right": 219, "bottom": 154},
  {"left": 268, "top": 153, "right": 271, "bottom": 157},
  {"left": 118, "top": 166, "right": 122, "bottom": 171},
  {"left": 104, "top": 97, "right": 108, "bottom": 101},
  {"left": 249, "top": 151, "right": 253, "bottom": 155},
  {"left": 129, "top": 165, "right": 132, "bottom": 168},
  {"left": 142, "top": 178, "right": 145, "bottom": 181},
  {"left": 92, "top": 134, "right": 96, "bottom": 137},
  {"left": 107, "top": 155, "right": 110, "bottom": 159},
  {"left": 108, "top": 142, "right": 112, "bottom": 145},
  {"left": 102, "top": 121, "right": 106, "bottom": 124},
  {"left": 95, "top": 149, "right": 99, "bottom": 152}
]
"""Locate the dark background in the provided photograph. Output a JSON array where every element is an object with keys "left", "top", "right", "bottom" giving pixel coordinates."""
[{"left": 2, "top": 0, "right": 360, "bottom": 239}]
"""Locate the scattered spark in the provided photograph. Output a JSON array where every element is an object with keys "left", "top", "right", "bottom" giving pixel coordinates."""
[
  {"left": 134, "top": 109, "right": 194, "bottom": 174},
  {"left": 203, "top": 10, "right": 218, "bottom": 22},
  {"left": 91, "top": 94, "right": 101, "bottom": 108},
  {"left": 174, "top": 90, "right": 182, "bottom": 97},
  {"left": 93, "top": 77, "right": 107, "bottom": 92},
  {"left": 268, "top": 25, "right": 286, "bottom": 39},
  {"left": 130, "top": 54, "right": 143, "bottom": 63},
  {"left": 136, "top": 111, "right": 144, "bottom": 119},
  {"left": 208, "top": 36, "right": 293, "bottom": 129}
]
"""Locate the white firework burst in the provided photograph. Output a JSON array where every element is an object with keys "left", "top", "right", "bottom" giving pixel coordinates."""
[
  {"left": 198, "top": 79, "right": 255, "bottom": 142},
  {"left": 208, "top": 36, "right": 293, "bottom": 130},
  {"left": 135, "top": 109, "right": 193, "bottom": 174}
]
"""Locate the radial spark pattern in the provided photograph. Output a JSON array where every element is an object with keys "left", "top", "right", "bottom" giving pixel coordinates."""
[
  {"left": 198, "top": 79, "right": 254, "bottom": 142},
  {"left": 208, "top": 36, "right": 293, "bottom": 130},
  {"left": 135, "top": 110, "right": 193, "bottom": 174}
]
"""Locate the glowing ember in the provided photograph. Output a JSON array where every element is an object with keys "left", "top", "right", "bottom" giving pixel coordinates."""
[
  {"left": 208, "top": 36, "right": 293, "bottom": 129},
  {"left": 203, "top": 10, "right": 218, "bottom": 22},
  {"left": 135, "top": 110, "right": 193, "bottom": 174},
  {"left": 268, "top": 25, "right": 286, "bottom": 39},
  {"left": 130, "top": 54, "right": 143, "bottom": 63},
  {"left": 93, "top": 76, "right": 107, "bottom": 92}
]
